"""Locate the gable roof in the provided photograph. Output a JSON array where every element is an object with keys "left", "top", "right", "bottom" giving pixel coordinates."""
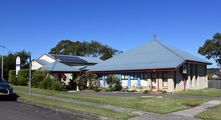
[
  {"left": 33, "top": 59, "right": 50, "bottom": 66},
  {"left": 88, "top": 40, "right": 210, "bottom": 72},
  {"left": 41, "top": 61, "right": 79, "bottom": 72}
]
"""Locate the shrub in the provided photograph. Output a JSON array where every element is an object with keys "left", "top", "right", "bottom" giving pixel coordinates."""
[
  {"left": 106, "top": 75, "right": 122, "bottom": 91},
  {"left": 128, "top": 89, "right": 137, "bottom": 92},
  {"left": 8, "top": 70, "right": 18, "bottom": 85},
  {"left": 88, "top": 73, "right": 99, "bottom": 90},
  {"left": 143, "top": 90, "right": 150, "bottom": 94},
  {"left": 17, "top": 69, "right": 29, "bottom": 86},
  {"left": 75, "top": 72, "right": 99, "bottom": 90},
  {"left": 38, "top": 77, "right": 64, "bottom": 91},
  {"left": 121, "top": 87, "right": 129, "bottom": 92},
  {"left": 161, "top": 90, "right": 167, "bottom": 94},
  {"left": 39, "top": 77, "right": 53, "bottom": 89},
  {"left": 93, "top": 86, "right": 101, "bottom": 92},
  {"left": 32, "top": 70, "right": 47, "bottom": 88},
  {"left": 104, "top": 87, "right": 112, "bottom": 92},
  {"left": 51, "top": 80, "right": 64, "bottom": 91},
  {"left": 75, "top": 74, "right": 87, "bottom": 90}
]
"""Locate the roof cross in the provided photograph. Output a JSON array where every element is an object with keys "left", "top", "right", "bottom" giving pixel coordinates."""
[{"left": 153, "top": 33, "right": 157, "bottom": 40}]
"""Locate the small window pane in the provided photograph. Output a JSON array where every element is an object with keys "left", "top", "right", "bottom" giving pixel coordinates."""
[
  {"left": 121, "top": 75, "right": 125, "bottom": 79},
  {"left": 125, "top": 75, "right": 128, "bottom": 79}
]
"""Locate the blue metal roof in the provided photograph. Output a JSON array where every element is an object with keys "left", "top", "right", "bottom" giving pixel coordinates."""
[
  {"left": 88, "top": 40, "right": 210, "bottom": 71},
  {"left": 42, "top": 61, "right": 79, "bottom": 72},
  {"left": 34, "top": 59, "right": 50, "bottom": 66}
]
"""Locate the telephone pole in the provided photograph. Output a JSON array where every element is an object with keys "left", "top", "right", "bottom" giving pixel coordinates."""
[{"left": 0, "top": 45, "right": 5, "bottom": 80}]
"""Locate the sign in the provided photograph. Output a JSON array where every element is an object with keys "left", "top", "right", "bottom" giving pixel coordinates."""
[{"left": 16, "top": 56, "right": 21, "bottom": 76}]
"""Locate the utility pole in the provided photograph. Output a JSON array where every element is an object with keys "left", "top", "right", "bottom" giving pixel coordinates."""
[
  {"left": 0, "top": 45, "right": 5, "bottom": 80},
  {"left": 29, "top": 55, "right": 32, "bottom": 96}
]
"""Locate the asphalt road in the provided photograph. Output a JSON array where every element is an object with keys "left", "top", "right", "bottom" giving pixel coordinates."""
[{"left": 0, "top": 98, "right": 100, "bottom": 120}]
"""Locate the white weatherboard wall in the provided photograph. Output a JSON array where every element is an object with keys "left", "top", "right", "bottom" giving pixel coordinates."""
[
  {"left": 141, "top": 79, "right": 148, "bottom": 87},
  {"left": 39, "top": 55, "right": 56, "bottom": 63},
  {"left": 122, "top": 80, "right": 128, "bottom": 87},
  {"left": 31, "top": 61, "right": 43, "bottom": 70}
]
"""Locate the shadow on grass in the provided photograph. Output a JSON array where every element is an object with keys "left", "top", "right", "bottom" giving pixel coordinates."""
[{"left": 0, "top": 94, "right": 19, "bottom": 101}]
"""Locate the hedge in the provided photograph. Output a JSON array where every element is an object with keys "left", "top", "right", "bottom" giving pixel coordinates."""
[
  {"left": 17, "top": 69, "right": 29, "bottom": 86},
  {"left": 8, "top": 70, "right": 18, "bottom": 85}
]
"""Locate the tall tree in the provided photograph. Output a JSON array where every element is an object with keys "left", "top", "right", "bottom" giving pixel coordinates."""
[
  {"left": 198, "top": 33, "right": 221, "bottom": 67},
  {"left": 49, "top": 40, "right": 121, "bottom": 60},
  {"left": 0, "top": 50, "right": 30, "bottom": 80}
]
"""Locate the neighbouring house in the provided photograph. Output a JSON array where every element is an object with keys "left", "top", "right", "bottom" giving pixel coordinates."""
[
  {"left": 207, "top": 68, "right": 221, "bottom": 80},
  {"left": 31, "top": 54, "right": 102, "bottom": 85},
  {"left": 88, "top": 40, "right": 211, "bottom": 92}
]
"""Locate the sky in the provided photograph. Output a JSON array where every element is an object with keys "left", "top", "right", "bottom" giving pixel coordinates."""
[{"left": 0, "top": 0, "right": 220, "bottom": 68}]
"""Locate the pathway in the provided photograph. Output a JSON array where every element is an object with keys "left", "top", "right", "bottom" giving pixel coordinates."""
[{"left": 172, "top": 100, "right": 221, "bottom": 117}]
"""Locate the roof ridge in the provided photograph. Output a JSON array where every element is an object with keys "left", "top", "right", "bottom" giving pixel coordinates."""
[{"left": 155, "top": 40, "right": 185, "bottom": 60}]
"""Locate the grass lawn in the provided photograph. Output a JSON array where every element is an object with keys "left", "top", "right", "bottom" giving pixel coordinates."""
[
  {"left": 195, "top": 104, "right": 221, "bottom": 120},
  {"left": 17, "top": 93, "right": 136, "bottom": 120},
  {"left": 177, "top": 88, "right": 221, "bottom": 97},
  {"left": 14, "top": 86, "right": 206, "bottom": 114}
]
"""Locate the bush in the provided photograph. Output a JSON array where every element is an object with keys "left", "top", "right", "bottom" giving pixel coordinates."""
[
  {"left": 75, "top": 74, "right": 87, "bottom": 90},
  {"left": 39, "top": 77, "right": 53, "bottom": 89},
  {"left": 112, "top": 80, "right": 122, "bottom": 91},
  {"left": 17, "top": 69, "right": 29, "bottom": 86},
  {"left": 161, "top": 90, "right": 167, "bottom": 94},
  {"left": 75, "top": 72, "right": 99, "bottom": 91},
  {"left": 121, "top": 87, "right": 129, "bottom": 92},
  {"left": 39, "top": 77, "right": 64, "bottom": 91},
  {"left": 104, "top": 87, "right": 112, "bottom": 92},
  {"left": 8, "top": 70, "right": 18, "bottom": 85},
  {"left": 51, "top": 80, "right": 64, "bottom": 91},
  {"left": 143, "top": 90, "right": 150, "bottom": 94},
  {"left": 93, "top": 86, "right": 101, "bottom": 92},
  {"left": 106, "top": 75, "right": 122, "bottom": 91},
  {"left": 32, "top": 70, "right": 47, "bottom": 88}
]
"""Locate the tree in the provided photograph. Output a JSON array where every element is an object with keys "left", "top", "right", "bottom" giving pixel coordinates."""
[
  {"left": 49, "top": 40, "right": 121, "bottom": 60},
  {"left": 0, "top": 50, "right": 30, "bottom": 80},
  {"left": 198, "top": 33, "right": 221, "bottom": 67}
]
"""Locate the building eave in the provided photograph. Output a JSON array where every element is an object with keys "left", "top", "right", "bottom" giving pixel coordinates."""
[{"left": 90, "top": 68, "right": 176, "bottom": 73}]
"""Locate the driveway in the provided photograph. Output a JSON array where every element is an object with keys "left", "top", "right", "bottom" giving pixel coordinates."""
[{"left": 0, "top": 101, "right": 100, "bottom": 120}]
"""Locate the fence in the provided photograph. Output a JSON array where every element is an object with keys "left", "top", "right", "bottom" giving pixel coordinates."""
[{"left": 208, "top": 80, "right": 221, "bottom": 89}]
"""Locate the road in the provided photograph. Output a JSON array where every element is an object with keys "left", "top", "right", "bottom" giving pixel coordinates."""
[{"left": 0, "top": 101, "right": 100, "bottom": 120}]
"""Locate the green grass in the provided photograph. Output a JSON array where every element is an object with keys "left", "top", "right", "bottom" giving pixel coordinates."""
[
  {"left": 14, "top": 85, "right": 206, "bottom": 114},
  {"left": 195, "top": 104, "right": 221, "bottom": 120},
  {"left": 177, "top": 88, "right": 221, "bottom": 97},
  {"left": 17, "top": 93, "right": 136, "bottom": 120}
]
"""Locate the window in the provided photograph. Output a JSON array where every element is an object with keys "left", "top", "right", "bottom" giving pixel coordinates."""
[
  {"left": 121, "top": 74, "right": 128, "bottom": 80},
  {"left": 131, "top": 74, "right": 138, "bottom": 80},
  {"left": 140, "top": 73, "right": 148, "bottom": 79},
  {"left": 162, "top": 72, "right": 168, "bottom": 87}
]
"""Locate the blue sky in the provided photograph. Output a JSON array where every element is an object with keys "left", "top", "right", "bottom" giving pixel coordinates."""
[{"left": 0, "top": 0, "right": 220, "bottom": 68}]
